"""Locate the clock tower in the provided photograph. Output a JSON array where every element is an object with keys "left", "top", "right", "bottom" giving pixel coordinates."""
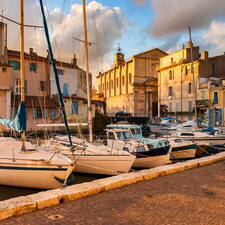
[{"left": 114, "top": 44, "right": 125, "bottom": 67}]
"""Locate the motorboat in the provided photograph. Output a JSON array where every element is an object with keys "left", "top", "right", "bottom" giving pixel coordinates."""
[
  {"left": 166, "top": 138, "right": 197, "bottom": 160},
  {"left": 106, "top": 128, "right": 171, "bottom": 168}
]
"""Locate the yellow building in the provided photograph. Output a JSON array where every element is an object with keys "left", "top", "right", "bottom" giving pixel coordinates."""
[
  {"left": 96, "top": 48, "right": 167, "bottom": 118},
  {"left": 159, "top": 41, "right": 225, "bottom": 122},
  {"left": 208, "top": 78, "right": 225, "bottom": 126}
]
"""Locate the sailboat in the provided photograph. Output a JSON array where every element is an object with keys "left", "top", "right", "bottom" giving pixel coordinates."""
[
  {"left": 41, "top": 0, "right": 136, "bottom": 175},
  {"left": 0, "top": 0, "right": 74, "bottom": 189}
]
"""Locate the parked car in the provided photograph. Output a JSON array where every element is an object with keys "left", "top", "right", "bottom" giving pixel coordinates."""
[{"left": 115, "top": 111, "right": 131, "bottom": 117}]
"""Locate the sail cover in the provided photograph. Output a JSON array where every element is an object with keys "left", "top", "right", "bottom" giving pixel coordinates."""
[{"left": 0, "top": 102, "right": 26, "bottom": 132}]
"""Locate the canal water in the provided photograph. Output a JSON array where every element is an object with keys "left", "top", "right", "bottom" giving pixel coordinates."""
[{"left": 0, "top": 173, "right": 107, "bottom": 201}]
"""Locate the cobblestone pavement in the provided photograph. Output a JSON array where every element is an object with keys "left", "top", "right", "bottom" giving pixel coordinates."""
[{"left": 1, "top": 161, "right": 225, "bottom": 225}]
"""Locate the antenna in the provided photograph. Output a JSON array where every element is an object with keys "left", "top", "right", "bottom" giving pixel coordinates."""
[{"left": 117, "top": 43, "right": 122, "bottom": 53}]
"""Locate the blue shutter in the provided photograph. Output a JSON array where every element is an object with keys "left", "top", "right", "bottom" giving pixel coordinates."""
[
  {"left": 208, "top": 109, "right": 213, "bottom": 126},
  {"left": 218, "top": 108, "right": 222, "bottom": 126},
  {"left": 213, "top": 92, "right": 218, "bottom": 105},
  {"left": 63, "top": 83, "right": 69, "bottom": 96}
]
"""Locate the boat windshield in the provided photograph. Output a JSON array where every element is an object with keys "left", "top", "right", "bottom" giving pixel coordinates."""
[
  {"left": 116, "top": 131, "right": 132, "bottom": 140},
  {"left": 135, "top": 128, "right": 141, "bottom": 135},
  {"left": 130, "top": 128, "right": 135, "bottom": 135}
]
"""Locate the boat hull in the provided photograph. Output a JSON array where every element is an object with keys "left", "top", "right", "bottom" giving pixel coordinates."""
[
  {"left": 170, "top": 144, "right": 196, "bottom": 159},
  {"left": 132, "top": 154, "right": 170, "bottom": 168},
  {"left": 67, "top": 154, "right": 136, "bottom": 175},
  {"left": 0, "top": 162, "right": 70, "bottom": 189}
]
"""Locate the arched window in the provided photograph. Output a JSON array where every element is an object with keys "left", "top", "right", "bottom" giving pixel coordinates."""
[{"left": 63, "top": 83, "right": 69, "bottom": 96}]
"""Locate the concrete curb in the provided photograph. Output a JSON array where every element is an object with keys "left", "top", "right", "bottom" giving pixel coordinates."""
[{"left": 1, "top": 152, "right": 225, "bottom": 220}]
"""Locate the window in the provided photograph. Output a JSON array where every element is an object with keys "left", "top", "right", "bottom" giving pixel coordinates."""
[
  {"left": 188, "top": 101, "right": 193, "bottom": 112},
  {"left": 201, "top": 90, "right": 206, "bottom": 100},
  {"left": 2, "top": 67, "right": 6, "bottom": 72},
  {"left": 63, "top": 83, "right": 69, "bottom": 95},
  {"left": 213, "top": 92, "right": 219, "bottom": 105},
  {"left": 40, "top": 81, "right": 47, "bottom": 91},
  {"left": 9, "top": 60, "right": 20, "bottom": 70},
  {"left": 111, "top": 80, "right": 113, "bottom": 89},
  {"left": 57, "top": 68, "right": 64, "bottom": 75},
  {"left": 108, "top": 132, "right": 115, "bottom": 140},
  {"left": 116, "top": 78, "right": 119, "bottom": 87},
  {"left": 50, "top": 109, "right": 58, "bottom": 119},
  {"left": 122, "top": 76, "right": 125, "bottom": 86},
  {"left": 70, "top": 101, "right": 79, "bottom": 115},
  {"left": 15, "top": 79, "right": 27, "bottom": 94},
  {"left": 171, "top": 57, "right": 174, "bottom": 65},
  {"left": 188, "top": 83, "right": 192, "bottom": 94},
  {"left": 169, "top": 70, "right": 174, "bottom": 80},
  {"left": 129, "top": 73, "right": 132, "bottom": 84},
  {"left": 33, "top": 109, "right": 43, "bottom": 119},
  {"left": 185, "top": 66, "right": 191, "bottom": 75},
  {"left": 106, "top": 82, "right": 109, "bottom": 90},
  {"left": 30, "top": 63, "right": 37, "bottom": 72},
  {"left": 169, "top": 103, "right": 173, "bottom": 112},
  {"left": 168, "top": 86, "right": 173, "bottom": 96}
]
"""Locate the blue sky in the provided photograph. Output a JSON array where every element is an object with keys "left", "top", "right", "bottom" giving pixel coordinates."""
[
  {"left": 2, "top": 0, "right": 225, "bottom": 77},
  {"left": 43, "top": 0, "right": 225, "bottom": 61}
]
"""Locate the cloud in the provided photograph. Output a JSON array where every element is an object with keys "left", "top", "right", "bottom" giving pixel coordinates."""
[
  {"left": 202, "top": 21, "right": 225, "bottom": 55},
  {"left": 1, "top": 0, "right": 129, "bottom": 77},
  {"left": 149, "top": 0, "right": 225, "bottom": 38}
]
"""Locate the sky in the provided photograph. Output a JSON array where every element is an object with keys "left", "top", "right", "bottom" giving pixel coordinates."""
[{"left": 1, "top": 0, "right": 225, "bottom": 83}]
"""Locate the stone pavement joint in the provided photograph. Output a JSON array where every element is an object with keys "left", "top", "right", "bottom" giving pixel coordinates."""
[{"left": 0, "top": 151, "right": 225, "bottom": 221}]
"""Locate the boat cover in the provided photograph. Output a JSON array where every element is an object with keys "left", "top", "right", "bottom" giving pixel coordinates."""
[
  {"left": 0, "top": 102, "right": 26, "bottom": 132},
  {"left": 199, "top": 126, "right": 217, "bottom": 135}
]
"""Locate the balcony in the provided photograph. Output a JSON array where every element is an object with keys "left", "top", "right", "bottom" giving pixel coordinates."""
[{"left": 196, "top": 99, "right": 210, "bottom": 108}]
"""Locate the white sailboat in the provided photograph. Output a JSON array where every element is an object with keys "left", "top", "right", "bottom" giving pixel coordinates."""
[
  {"left": 38, "top": 0, "right": 136, "bottom": 176},
  {"left": 50, "top": 136, "right": 136, "bottom": 175},
  {"left": 0, "top": 0, "right": 74, "bottom": 189}
]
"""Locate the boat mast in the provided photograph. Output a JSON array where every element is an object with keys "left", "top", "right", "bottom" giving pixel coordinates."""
[
  {"left": 82, "top": 0, "right": 93, "bottom": 143},
  {"left": 188, "top": 27, "right": 198, "bottom": 129},
  {"left": 20, "top": 0, "right": 26, "bottom": 150},
  {"left": 39, "top": 0, "right": 73, "bottom": 146}
]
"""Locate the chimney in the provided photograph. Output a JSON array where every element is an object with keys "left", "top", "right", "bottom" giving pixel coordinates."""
[
  {"left": 201, "top": 51, "right": 208, "bottom": 60},
  {"left": 72, "top": 54, "right": 77, "bottom": 67}
]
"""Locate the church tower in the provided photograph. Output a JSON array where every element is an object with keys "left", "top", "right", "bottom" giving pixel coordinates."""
[{"left": 113, "top": 44, "right": 125, "bottom": 67}]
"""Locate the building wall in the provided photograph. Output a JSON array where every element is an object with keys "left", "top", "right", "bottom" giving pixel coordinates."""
[
  {"left": 97, "top": 49, "right": 167, "bottom": 117},
  {"left": 50, "top": 66, "right": 78, "bottom": 96},
  {"left": 8, "top": 54, "right": 48, "bottom": 97}
]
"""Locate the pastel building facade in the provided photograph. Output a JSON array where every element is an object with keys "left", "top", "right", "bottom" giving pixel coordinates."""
[
  {"left": 96, "top": 48, "right": 167, "bottom": 118},
  {"left": 0, "top": 21, "right": 89, "bottom": 132},
  {"left": 158, "top": 41, "right": 225, "bottom": 122}
]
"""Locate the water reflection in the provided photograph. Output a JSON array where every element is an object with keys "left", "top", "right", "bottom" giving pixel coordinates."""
[{"left": 0, "top": 173, "right": 108, "bottom": 201}]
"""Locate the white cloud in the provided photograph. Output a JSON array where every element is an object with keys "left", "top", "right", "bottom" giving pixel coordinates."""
[
  {"left": 202, "top": 21, "right": 225, "bottom": 55},
  {"left": 149, "top": 0, "right": 225, "bottom": 37},
  {"left": 1, "top": 0, "right": 129, "bottom": 78}
]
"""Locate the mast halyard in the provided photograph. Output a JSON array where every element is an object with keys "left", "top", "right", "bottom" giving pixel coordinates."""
[
  {"left": 82, "top": 0, "right": 93, "bottom": 143},
  {"left": 20, "top": 0, "right": 26, "bottom": 151}
]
